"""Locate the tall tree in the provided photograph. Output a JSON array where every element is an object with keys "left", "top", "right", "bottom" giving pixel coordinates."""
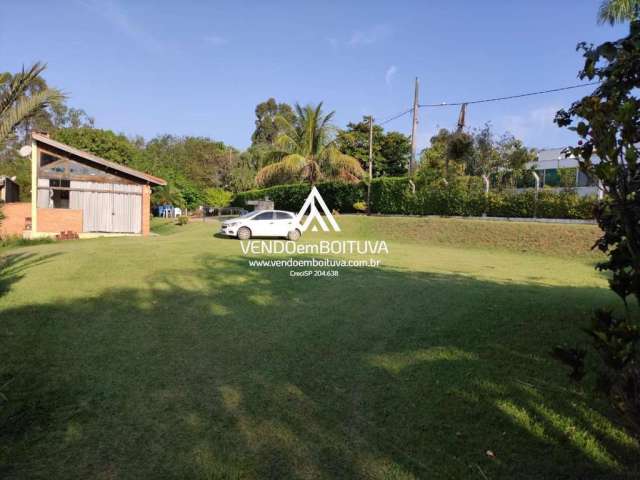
[
  {"left": 418, "top": 125, "right": 535, "bottom": 186},
  {"left": 336, "top": 118, "right": 384, "bottom": 172},
  {"left": 54, "top": 128, "right": 142, "bottom": 166},
  {"left": 418, "top": 129, "right": 471, "bottom": 178},
  {"left": 0, "top": 62, "right": 64, "bottom": 145},
  {"left": 251, "top": 98, "right": 295, "bottom": 146},
  {"left": 255, "top": 103, "right": 364, "bottom": 186},
  {"left": 380, "top": 131, "right": 411, "bottom": 177},
  {"left": 554, "top": 20, "right": 640, "bottom": 437},
  {"left": 598, "top": 0, "right": 639, "bottom": 24},
  {"left": 336, "top": 117, "right": 409, "bottom": 177}
]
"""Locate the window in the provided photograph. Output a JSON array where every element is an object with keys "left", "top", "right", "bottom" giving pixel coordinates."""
[
  {"left": 577, "top": 170, "right": 597, "bottom": 187},
  {"left": 41, "top": 158, "right": 108, "bottom": 178},
  {"left": 254, "top": 211, "right": 274, "bottom": 220},
  {"left": 275, "top": 212, "right": 293, "bottom": 220},
  {"left": 544, "top": 169, "right": 560, "bottom": 187},
  {"left": 50, "top": 179, "right": 70, "bottom": 208},
  {"left": 40, "top": 152, "right": 60, "bottom": 166}
]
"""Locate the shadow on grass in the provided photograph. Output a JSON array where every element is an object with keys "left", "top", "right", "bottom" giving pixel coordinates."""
[
  {"left": 0, "top": 252, "right": 62, "bottom": 297},
  {"left": 0, "top": 256, "right": 638, "bottom": 479}
]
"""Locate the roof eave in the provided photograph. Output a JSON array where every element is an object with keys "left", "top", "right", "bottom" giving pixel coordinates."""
[{"left": 32, "top": 132, "right": 167, "bottom": 186}]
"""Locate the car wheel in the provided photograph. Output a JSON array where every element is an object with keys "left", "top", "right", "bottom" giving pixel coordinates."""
[
  {"left": 287, "top": 229, "right": 301, "bottom": 241},
  {"left": 237, "top": 227, "right": 251, "bottom": 240}
]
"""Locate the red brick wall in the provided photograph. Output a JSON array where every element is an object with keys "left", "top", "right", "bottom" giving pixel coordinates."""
[
  {"left": 0, "top": 202, "right": 31, "bottom": 237},
  {"left": 142, "top": 185, "right": 151, "bottom": 236},
  {"left": 38, "top": 208, "right": 82, "bottom": 234}
]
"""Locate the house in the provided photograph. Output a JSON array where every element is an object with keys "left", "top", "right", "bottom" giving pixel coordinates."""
[
  {"left": 527, "top": 148, "right": 601, "bottom": 197},
  {"left": 0, "top": 176, "right": 20, "bottom": 202},
  {"left": 0, "top": 132, "right": 166, "bottom": 238}
]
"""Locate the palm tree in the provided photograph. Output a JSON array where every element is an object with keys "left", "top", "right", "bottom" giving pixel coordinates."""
[
  {"left": 255, "top": 102, "right": 364, "bottom": 186},
  {"left": 0, "top": 62, "right": 64, "bottom": 146},
  {"left": 598, "top": 0, "right": 639, "bottom": 24}
]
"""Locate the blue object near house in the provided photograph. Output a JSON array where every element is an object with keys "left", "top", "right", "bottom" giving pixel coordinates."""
[{"left": 155, "top": 204, "right": 173, "bottom": 217}]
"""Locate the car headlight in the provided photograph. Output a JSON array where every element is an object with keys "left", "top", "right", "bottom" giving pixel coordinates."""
[{"left": 225, "top": 222, "right": 238, "bottom": 227}]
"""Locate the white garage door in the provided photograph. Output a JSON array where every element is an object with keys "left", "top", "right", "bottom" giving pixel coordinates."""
[{"left": 70, "top": 182, "right": 142, "bottom": 233}]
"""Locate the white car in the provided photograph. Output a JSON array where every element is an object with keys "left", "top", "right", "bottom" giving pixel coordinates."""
[{"left": 220, "top": 209, "right": 302, "bottom": 240}]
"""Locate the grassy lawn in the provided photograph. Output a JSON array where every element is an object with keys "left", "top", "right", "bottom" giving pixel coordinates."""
[{"left": 1, "top": 216, "right": 638, "bottom": 479}]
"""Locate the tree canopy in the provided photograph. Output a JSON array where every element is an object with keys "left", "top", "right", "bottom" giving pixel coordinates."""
[
  {"left": 54, "top": 128, "right": 141, "bottom": 166},
  {"left": 417, "top": 124, "right": 536, "bottom": 187},
  {"left": 554, "top": 19, "right": 640, "bottom": 438},
  {"left": 49, "top": 128, "right": 245, "bottom": 209},
  {"left": 335, "top": 117, "right": 410, "bottom": 177},
  {"left": 251, "top": 98, "right": 295, "bottom": 146},
  {"left": 255, "top": 103, "right": 364, "bottom": 186}
]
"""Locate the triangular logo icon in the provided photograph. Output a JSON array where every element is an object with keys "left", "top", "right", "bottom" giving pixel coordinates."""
[{"left": 295, "top": 186, "right": 341, "bottom": 233}]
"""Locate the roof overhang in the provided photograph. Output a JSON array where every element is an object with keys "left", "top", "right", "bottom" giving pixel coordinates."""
[{"left": 31, "top": 132, "right": 167, "bottom": 186}]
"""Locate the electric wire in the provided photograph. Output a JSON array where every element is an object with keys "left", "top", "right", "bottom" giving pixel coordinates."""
[{"left": 375, "top": 82, "right": 600, "bottom": 125}]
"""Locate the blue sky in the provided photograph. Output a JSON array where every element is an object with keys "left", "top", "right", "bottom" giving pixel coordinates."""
[{"left": 1, "top": 1, "right": 628, "bottom": 150}]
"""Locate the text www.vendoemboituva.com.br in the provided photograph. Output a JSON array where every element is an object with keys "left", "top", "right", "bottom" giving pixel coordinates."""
[{"left": 247, "top": 258, "right": 383, "bottom": 268}]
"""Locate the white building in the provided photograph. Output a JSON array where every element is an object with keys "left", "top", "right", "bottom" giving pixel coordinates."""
[{"left": 527, "top": 148, "right": 601, "bottom": 197}]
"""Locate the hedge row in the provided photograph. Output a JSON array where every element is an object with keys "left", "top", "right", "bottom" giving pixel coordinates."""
[
  {"left": 233, "top": 177, "right": 596, "bottom": 220},
  {"left": 370, "top": 177, "right": 595, "bottom": 219},
  {"left": 233, "top": 182, "right": 364, "bottom": 213}
]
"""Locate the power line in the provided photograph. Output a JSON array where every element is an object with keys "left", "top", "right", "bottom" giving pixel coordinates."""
[
  {"left": 373, "top": 82, "right": 600, "bottom": 127},
  {"left": 418, "top": 82, "right": 600, "bottom": 108},
  {"left": 377, "top": 108, "right": 412, "bottom": 125}
]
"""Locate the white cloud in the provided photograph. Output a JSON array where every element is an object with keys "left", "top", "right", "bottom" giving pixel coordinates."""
[
  {"left": 76, "top": 0, "right": 161, "bottom": 53},
  {"left": 348, "top": 25, "right": 392, "bottom": 47},
  {"left": 203, "top": 34, "right": 228, "bottom": 46},
  {"left": 385, "top": 65, "right": 397, "bottom": 86},
  {"left": 500, "top": 105, "right": 563, "bottom": 147}
]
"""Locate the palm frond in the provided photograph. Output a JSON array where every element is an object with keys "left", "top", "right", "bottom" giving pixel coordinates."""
[
  {"left": 273, "top": 132, "right": 299, "bottom": 154},
  {"left": 255, "top": 154, "right": 306, "bottom": 186},
  {"left": 262, "top": 146, "right": 288, "bottom": 165},
  {"left": 597, "top": 0, "right": 639, "bottom": 24},
  {"left": 294, "top": 103, "right": 306, "bottom": 120},
  {"left": 273, "top": 113, "right": 294, "bottom": 136},
  {"left": 0, "top": 88, "right": 64, "bottom": 145},
  {"left": 323, "top": 147, "right": 365, "bottom": 182},
  {"left": 255, "top": 101, "right": 355, "bottom": 186},
  {"left": 0, "top": 62, "right": 48, "bottom": 118}
]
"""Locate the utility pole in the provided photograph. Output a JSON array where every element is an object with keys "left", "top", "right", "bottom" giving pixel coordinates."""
[
  {"left": 409, "top": 77, "right": 419, "bottom": 176},
  {"left": 367, "top": 115, "right": 373, "bottom": 216}
]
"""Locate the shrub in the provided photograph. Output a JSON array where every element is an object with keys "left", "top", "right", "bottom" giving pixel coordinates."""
[
  {"left": 233, "top": 177, "right": 595, "bottom": 220},
  {"left": 204, "top": 188, "right": 233, "bottom": 207},
  {"left": 233, "top": 181, "right": 363, "bottom": 213},
  {"left": 487, "top": 191, "right": 535, "bottom": 217},
  {"left": 552, "top": 20, "right": 640, "bottom": 438},
  {"left": 0, "top": 236, "right": 55, "bottom": 248},
  {"left": 369, "top": 177, "right": 415, "bottom": 214},
  {"left": 176, "top": 215, "right": 189, "bottom": 226}
]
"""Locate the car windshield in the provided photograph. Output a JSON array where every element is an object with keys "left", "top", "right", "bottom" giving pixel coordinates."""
[{"left": 239, "top": 210, "right": 262, "bottom": 218}]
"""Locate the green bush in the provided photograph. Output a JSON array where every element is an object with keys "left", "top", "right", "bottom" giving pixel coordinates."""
[
  {"left": 204, "top": 188, "right": 233, "bottom": 207},
  {"left": 486, "top": 190, "right": 596, "bottom": 219},
  {"left": 0, "top": 235, "right": 55, "bottom": 248},
  {"left": 369, "top": 177, "right": 416, "bottom": 214},
  {"left": 233, "top": 182, "right": 363, "bottom": 213},
  {"left": 233, "top": 177, "right": 596, "bottom": 220},
  {"left": 176, "top": 215, "right": 189, "bottom": 226}
]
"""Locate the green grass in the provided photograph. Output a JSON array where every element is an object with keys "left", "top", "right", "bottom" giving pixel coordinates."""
[
  {"left": 1, "top": 216, "right": 638, "bottom": 479},
  {"left": 0, "top": 235, "right": 55, "bottom": 250}
]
